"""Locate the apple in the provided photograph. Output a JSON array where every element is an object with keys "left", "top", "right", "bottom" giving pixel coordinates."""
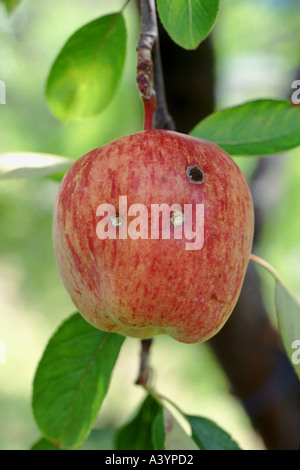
[{"left": 52, "top": 130, "right": 254, "bottom": 344}]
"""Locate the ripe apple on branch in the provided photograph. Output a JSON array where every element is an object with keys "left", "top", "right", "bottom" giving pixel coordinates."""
[
  {"left": 52, "top": 130, "right": 254, "bottom": 345},
  {"left": 52, "top": 0, "right": 254, "bottom": 373}
]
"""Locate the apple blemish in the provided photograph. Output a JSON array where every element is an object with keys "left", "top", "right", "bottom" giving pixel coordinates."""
[{"left": 187, "top": 164, "right": 205, "bottom": 184}]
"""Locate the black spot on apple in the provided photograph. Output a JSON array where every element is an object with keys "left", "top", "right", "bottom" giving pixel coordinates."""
[{"left": 187, "top": 165, "right": 204, "bottom": 184}]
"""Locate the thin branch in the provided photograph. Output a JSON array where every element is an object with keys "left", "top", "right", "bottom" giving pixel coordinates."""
[
  {"left": 137, "top": 0, "right": 175, "bottom": 130},
  {"left": 137, "top": 0, "right": 157, "bottom": 130},
  {"left": 135, "top": 338, "right": 153, "bottom": 386}
]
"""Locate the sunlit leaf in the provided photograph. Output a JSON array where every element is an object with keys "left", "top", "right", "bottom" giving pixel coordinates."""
[
  {"left": 157, "top": 0, "right": 220, "bottom": 50},
  {"left": 32, "top": 313, "right": 125, "bottom": 449},
  {"left": 46, "top": 13, "right": 126, "bottom": 122},
  {"left": 0, "top": 152, "right": 72, "bottom": 179},
  {"left": 190, "top": 99, "right": 300, "bottom": 155},
  {"left": 163, "top": 408, "right": 199, "bottom": 450}
]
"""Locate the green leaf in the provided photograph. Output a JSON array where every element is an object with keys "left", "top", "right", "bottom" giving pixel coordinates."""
[
  {"left": 31, "top": 438, "right": 60, "bottom": 450},
  {"left": 151, "top": 408, "right": 165, "bottom": 450},
  {"left": 186, "top": 415, "right": 241, "bottom": 450},
  {"left": 190, "top": 99, "right": 300, "bottom": 156},
  {"left": 32, "top": 313, "right": 125, "bottom": 449},
  {"left": 155, "top": 392, "right": 239, "bottom": 450},
  {"left": 115, "top": 392, "right": 200, "bottom": 451},
  {"left": 157, "top": 0, "right": 220, "bottom": 50},
  {"left": 115, "top": 390, "right": 239, "bottom": 450},
  {"left": 46, "top": 168, "right": 69, "bottom": 183},
  {"left": 275, "top": 282, "right": 300, "bottom": 380},
  {"left": 250, "top": 255, "right": 300, "bottom": 380},
  {"left": 0, "top": 0, "right": 20, "bottom": 12},
  {"left": 115, "top": 394, "right": 162, "bottom": 450},
  {"left": 0, "top": 152, "right": 72, "bottom": 179},
  {"left": 46, "top": 13, "right": 126, "bottom": 122}
]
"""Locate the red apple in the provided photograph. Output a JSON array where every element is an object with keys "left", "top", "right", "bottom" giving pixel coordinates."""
[{"left": 52, "top": 130, "right": 254, "bottom": 344}]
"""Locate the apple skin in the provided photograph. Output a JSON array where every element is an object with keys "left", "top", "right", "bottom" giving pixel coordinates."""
[{"left": 52, "top": 130, "right": 254, "bottom": 344}]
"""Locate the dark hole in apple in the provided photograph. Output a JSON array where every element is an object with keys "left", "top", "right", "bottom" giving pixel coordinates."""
[{"left": 186, "top": 165, "right": 204, "bottom": 184}]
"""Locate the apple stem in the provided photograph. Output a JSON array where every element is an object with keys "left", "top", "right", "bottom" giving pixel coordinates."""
[
  {"left": 143, "top": 96, "right": 157, "bottom": 131},
  {"left": 137, "top": 0, "right": 175, "bottom": 131},
  {"left": 135, "top": 338, "right": 153, "bottom": 386}
]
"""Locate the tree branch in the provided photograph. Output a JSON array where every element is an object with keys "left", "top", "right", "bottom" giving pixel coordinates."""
[
  {"left": 137, "top": 0, "right": 175, "bottom": 130},
  {"left": 135, "top": 338, "right": 153, "bottom": 386},
  {"left": 136, "top": 0, "right": 157, "bottom": 130}
]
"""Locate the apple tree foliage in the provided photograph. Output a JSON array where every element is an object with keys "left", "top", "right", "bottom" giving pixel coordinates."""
[
  {"left": 0, "top": 0, "right": 20, "bottom": 13},
  {"left": 1, "top": 0, "right": 300, "bottom": 450}
]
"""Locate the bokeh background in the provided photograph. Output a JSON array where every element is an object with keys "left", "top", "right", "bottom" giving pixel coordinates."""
[{"left": 0, "top": 0, "right": 299, "bottom": 450}]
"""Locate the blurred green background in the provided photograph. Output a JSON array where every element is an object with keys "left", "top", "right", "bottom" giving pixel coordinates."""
[{"left": 0, "top": 0, "right": 299, "bottom": 450}]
